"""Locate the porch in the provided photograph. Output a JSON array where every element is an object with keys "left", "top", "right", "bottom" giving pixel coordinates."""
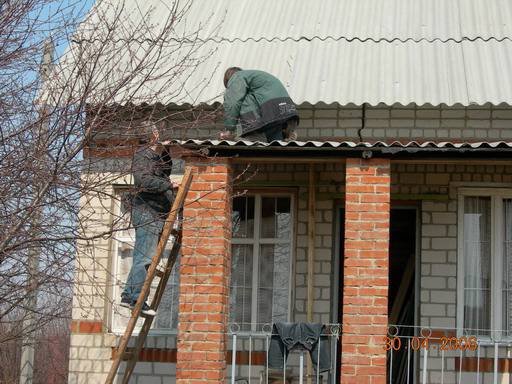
[{"left": 171, "top": 140, "right": 512, "bottom": 384}]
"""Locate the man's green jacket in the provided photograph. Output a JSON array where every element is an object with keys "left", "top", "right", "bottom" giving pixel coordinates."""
[{"left": 223, "top": 70, "right": 299, "bottom": 136}]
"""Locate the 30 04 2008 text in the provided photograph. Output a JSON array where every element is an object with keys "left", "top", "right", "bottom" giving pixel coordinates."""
[{"left": 382, "top": 336, "right": 479, "bottom": 351}]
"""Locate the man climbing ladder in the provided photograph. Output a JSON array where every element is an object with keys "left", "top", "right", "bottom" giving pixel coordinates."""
[
  {"left": 120, "top": 123, "right": 179, "bottom": 316},
  {"left": 105, "top": 125, "right": 194, "bottom": 384}
]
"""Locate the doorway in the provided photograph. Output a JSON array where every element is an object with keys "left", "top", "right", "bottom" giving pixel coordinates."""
[{"left": 333, "top": 206, "right": 418, "bottom": 382}]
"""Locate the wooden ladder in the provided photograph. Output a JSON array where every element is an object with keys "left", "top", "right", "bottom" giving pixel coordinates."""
[{"left": 105, "top": 167, "right": 193, "bottom": 384}]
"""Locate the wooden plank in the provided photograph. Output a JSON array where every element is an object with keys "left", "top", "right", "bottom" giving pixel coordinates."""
[
  {"left": 392, "top": 159, "right": 512, "bottom": 165},
  {"left": 306, "top": 165, "right": 316, "bottom": 384},
  {"left": 231, "top": 157, "right": 346, "bottom": 164},
  {"left": 105, "top": 167, "right": 193, "bottom": 384},
  {"left": 389, "top": 256, "right": 414, "bottom": 325}
]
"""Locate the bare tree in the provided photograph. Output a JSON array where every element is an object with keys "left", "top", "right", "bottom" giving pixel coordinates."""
[{"left": 0, "top": 0, "right": 223, "bottom": 381}]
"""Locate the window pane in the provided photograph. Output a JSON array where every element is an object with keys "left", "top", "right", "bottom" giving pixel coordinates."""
[
  {"left": 118, "top": 197, "right": 135, "bottom": 240},
  {"left": 113, "top": 245, "right": 180, "bottom": 331},
  {"left": 232, "top": 196, "right": 254, "bottom": 238},
  {"left": 503, "top": 199, "right": 512, "bottom": 336},
  {"left": 261, "top": 198, "right": 276, "bottom": 237},
  {"left": 463, "top": 196, "right": 491, "bottom": 336},
  {"left": 229, "top": 245, "right": 253, "bottom": 331},
  {"left": 261, "top": 197, "right": 291, "bottom": 238},
  {"left": 154, "top": 249, "right": 180, "bottom": 330},
  {"left": 257, "top": 244, "right": 290, "bottom": 330}
]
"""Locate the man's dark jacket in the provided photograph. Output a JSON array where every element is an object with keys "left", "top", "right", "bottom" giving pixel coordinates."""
[
  {"left": 131, "top": 147, "right": 174, "bottom": 214},
  {"left": 223, "top": 70, "right": 299, "bottom": 135}
]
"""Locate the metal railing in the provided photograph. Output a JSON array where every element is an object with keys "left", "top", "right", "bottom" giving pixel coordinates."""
[
  {"left": 387, "top": 325, "right": 512, "bottom": 384},
  {"left": 228, "top": 323, "right": 512, "bottom": 383},
  {"left": 227, "top": 323, "right": 341, "bottom": 384}
]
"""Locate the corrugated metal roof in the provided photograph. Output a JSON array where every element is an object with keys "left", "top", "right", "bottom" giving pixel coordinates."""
[
  {"left": 98, "top": 39, "right": 512, "bottom": 106},
  {"left": 55, "top": 0, "right": 512, "bottom": 106},
  {"left": 168, "top": 0, "right": 512, "bottom": 42},
  {"left": 169, "top": 139, "right": 512, "bottom": 150},
  {"left": 164, "top": 139, "right": 512, "bottom": 157}
]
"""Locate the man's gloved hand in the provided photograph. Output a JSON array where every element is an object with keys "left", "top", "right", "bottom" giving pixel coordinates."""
[{"left": 219, "top": 130, "right": 235, "bottom": 140}]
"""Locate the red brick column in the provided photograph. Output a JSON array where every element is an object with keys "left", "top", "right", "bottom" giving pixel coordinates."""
[
  {"left": 177, "top": 158, "right": 232, "bottom": 384},
  {"left": 341, "top": 158, "right": 390, "bottom": 384}
]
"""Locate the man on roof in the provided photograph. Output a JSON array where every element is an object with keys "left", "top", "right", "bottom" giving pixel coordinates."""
[{"left": 220, "top": 67, "right": 299, "bottom": 142}]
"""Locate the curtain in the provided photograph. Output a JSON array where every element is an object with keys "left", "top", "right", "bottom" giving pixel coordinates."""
[
  {"left": 230, "top": 196, "right": 291, "bottom": 331},
  {"left": 503, "top": 200, "right": 512, "bottom": 336},
  {"left": 463, "top": 196, "right": 491, "bottom": 336},
  {"left": 229, "top": 245, "right": 253, "bottom": 331}
]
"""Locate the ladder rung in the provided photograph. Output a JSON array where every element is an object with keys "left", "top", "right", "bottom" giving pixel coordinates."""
[
  {"left": 121, "top": 351, "right": 133, "bottom": 360},
  {"left": 155, "top": 268, "right": 165, "bottom": 278},
  {"left": 139, "top": 311, "right": 156, "bottom": 319}
]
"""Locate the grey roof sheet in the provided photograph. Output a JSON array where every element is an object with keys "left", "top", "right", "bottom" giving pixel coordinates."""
[
  {"left": 170, "top": 139, "right": 512, "bottom": 149},
  {"left": 143, "top": 39, "right": 512, "bottom": 106},
  {"left": 56, "top": 0, "right": 512, "bottom": 106},
  {"left": 171, "top": 0, "right": 512, "bottom": 42}
]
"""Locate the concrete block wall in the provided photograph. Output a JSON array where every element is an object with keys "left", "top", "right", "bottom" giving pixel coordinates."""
[
  {"left": 295, "top": 103, "right": 512, "bottom": 142},
  {"left": 392, "top": 163, "right": 512, "bottom": 383},
  {"left": 157, "top": 103, "right": 512, "bottom": 142},
  {"left": 69, "top": 169, "right": 182, "bottom": 384},
  {"left": 72, "top": 102, "right": 512, "bottom": 383},
  {"left": 71, "top": 179, "right": 115, "bottom": 322},
  {"left": 117, "top": 335, "right": 178, "bottom": 383},
  {"left": 69, "top": 172, "right": 117, "bottom": 384},
  {"left": 68, "top": 333, "right": 116, "bottom": 384},
  {"left": 392, "top": 163, "right": 512, "bottom": 328}
]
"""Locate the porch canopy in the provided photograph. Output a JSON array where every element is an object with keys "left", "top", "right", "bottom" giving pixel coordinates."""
[{"left": 164, "top": 139, "right": 512, "bottom": 160}]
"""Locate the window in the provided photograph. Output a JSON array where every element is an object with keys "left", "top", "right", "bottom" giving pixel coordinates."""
[
  {"left": 111, "top": 194, "right": 180, "bottom": 333},
  {"left": 458, "top": 189, "right": 512, "bottom": 339},
  {"left": 230, "top": 194, "right": 293, "bottom": 332}
]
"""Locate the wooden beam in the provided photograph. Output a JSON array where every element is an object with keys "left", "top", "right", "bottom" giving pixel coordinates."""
[
  {"left": 306, "top": 164, "right": 315, "bottom": 384},
  {"left": 231, "top": 157, "right": 346, "bottom": 164},
  {"left": 389, "top": 256, "right": 415, "bottom": 325},
  {"left": 392, "top": 159, "right": 512, "bottom": 165}
]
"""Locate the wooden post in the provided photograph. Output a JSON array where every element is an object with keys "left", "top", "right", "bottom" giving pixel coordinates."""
[{"left": 307, "top": 164, "right": 315, "bottom": 382}]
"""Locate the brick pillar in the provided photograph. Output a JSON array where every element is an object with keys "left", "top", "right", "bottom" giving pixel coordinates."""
[
  {"left": 341, "top": 158, "right": 390, "bottom": 384},
  {"left": 176, "top": 158, "right": 232, "bottom": 384}
]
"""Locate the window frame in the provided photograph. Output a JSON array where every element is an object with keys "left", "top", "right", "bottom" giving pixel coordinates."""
[
  {"left": 109, "top": 188, "right": 179, "bottom": 336},
  {"left": 457, "top": 187, "right": 512, "bottom": 340},
  {"left": 230, "top": 191, "right": 296, "bottom": 333}
]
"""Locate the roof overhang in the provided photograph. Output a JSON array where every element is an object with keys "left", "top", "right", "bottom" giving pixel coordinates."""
[{"left": 163, "top": 139, "right": 512, "bottom": 160}]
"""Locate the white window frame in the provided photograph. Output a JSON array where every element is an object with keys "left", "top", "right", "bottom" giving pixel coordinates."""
[
  {"left": 231, "top": 192, "right": 295, "bottom": 333},
  {"left": 457, "top": 187, "right": 512, "bottom": 340},
  {"left": 110, "top": 190, "right": 179, "bottom": 335}
]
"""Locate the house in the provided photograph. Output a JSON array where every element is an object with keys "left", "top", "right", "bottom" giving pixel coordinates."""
[{"left": 66, "top": 1, "right": 512, "bottom": 383}]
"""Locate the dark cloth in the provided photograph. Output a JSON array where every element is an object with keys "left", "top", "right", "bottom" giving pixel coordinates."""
[
  {"left": 131, "top": 147, "right": 174, "bottom": 214},
  {"left": 223, "top": 70, "right": 299, "bottom": 136},
  {"left": 241, "top": 121, "right": 284, "bottom": 142},
  {"left": 268, "top": 322, "right": 331, "bottom": 373}
]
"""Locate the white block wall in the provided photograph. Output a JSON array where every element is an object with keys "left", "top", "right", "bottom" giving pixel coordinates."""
[{"left": 71, "top": 104, "right": 512, "bottom": 383}]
